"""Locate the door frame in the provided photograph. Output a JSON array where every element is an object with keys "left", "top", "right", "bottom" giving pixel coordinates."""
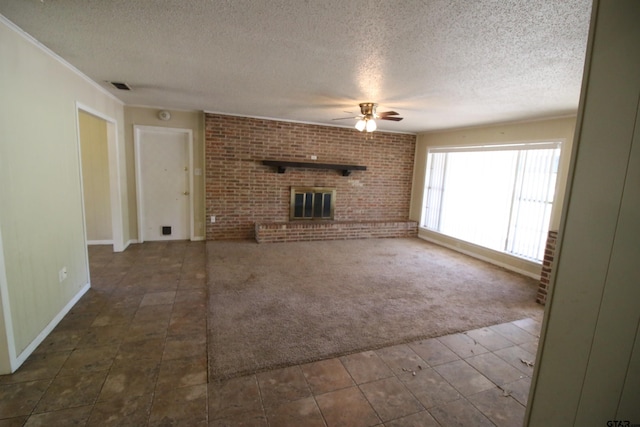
[
  {"left": 134, "top": 125, "right": 194, "bottom": 243},
  {"left": 75, "top": 103, "right": 125, "bottom": 252}
]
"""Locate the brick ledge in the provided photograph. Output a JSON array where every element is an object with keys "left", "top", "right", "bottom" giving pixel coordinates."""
[{"left": 255, "top": 220, "right": 418, "bottom": 243}]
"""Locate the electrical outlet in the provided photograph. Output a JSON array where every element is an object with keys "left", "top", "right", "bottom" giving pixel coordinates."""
[
  {"left": 58, "top": 267, "right": 67, "bottom": 283},
  {"left": 210, "top": 215, "right": 216, "bottom": 223},
  {"left": 310, "top": 155, "right": 318, "bottom": 160}
]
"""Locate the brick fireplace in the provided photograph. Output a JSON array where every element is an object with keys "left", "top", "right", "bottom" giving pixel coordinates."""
[{"left": 204, "top": 113, "right": 417, "bottom": 241}]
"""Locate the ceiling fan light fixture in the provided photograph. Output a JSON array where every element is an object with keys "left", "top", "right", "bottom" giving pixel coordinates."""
[
  {"left": 365, "top": 118, "right": 377, "bottom": 132},
  {"left": 342, "top": 102, "right": 402, "bottom": 132}
]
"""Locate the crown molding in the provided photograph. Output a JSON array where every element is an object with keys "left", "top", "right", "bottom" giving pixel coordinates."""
[{"left": 1, "top": 14, "right": 124, "bottom": 106}]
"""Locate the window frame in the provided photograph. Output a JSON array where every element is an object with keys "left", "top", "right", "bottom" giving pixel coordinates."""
[{"left": 421, "top": 141, "right": 562, "bottom": 262}]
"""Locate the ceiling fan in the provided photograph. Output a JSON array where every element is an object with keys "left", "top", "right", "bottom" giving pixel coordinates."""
[{"left": 333, "top": 103, "right": 403, "bottom": 132}]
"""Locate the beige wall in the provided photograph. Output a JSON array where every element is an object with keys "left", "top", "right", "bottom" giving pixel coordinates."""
[
  {"left": 0, "top": 17, "right": 127, "bottom": 372},
  {"left": 124, "top": 107, "right": 205, "bottom": 240},
  {"left": 410, "top": 116, "right": 576, "bottom": 277},
  {"left": 79, "top": 111, "right": 113, "bottom": 242},
  {"left": 526, "top": 0, "right": 640, "bottom": 424}
]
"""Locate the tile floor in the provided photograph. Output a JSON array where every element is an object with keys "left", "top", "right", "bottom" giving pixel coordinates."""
[{"left": 0, "top": 241, "right": 542, "bottom": 426}]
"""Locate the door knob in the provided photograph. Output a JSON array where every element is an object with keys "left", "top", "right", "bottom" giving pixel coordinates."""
[{"left": 183, "top": 191, "right": 190, "bottom": 195}]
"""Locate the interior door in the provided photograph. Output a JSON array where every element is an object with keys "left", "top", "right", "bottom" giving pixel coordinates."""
[{"left": 135, "top": 127, "right": 192, "bottom": 241}]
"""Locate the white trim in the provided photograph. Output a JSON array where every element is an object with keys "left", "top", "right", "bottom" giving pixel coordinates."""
[
  {"left": 429, "top": 141, "right": 562, "bottom": 153},
  {"left": 106, "top": 120, "right": 124, "bottom": 252},
  {"left": 192, "top": 236, "right": 205, "bottom": 241},
  {"left": 1, "top": 16, "right": 123, "bottom": 106},
  {"left": 0, "top": 226, "right": 17, "bottom": 373},
  {"left": 420, "top": 140, "right": 564, "bottom": 263},
  {"left": 420, "top": 114, "right": 579, "bottom": 135},
  {"left": 134, "top": 125, "right": 194, "bottom": 242},
  {"left": 75, "top": 103, "right": 125, "bottom": 253},
  {"left": 188, "top": 132, "right": 195, "bottom": 240},
  {"left": 134, "top": 130, "right": 144, "bottom": 243},
  {"left": 418, "top": 231, "right": 541, "bottom": 279},
  {"left": 13, "top": 283, "right": 90, "bottom": 371},
  {"left": 123, "top": 239, "right": 138, "bottom": 251},
  {"left": 73, "top": 105, "right": 92, "bottom": 308},
  {"left": 87, "top": 240, "right": 114, "bottom": 245}
]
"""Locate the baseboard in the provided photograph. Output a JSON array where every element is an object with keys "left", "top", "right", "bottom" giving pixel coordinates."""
[
  {"left": 87, "top": 240, "right": 113, "bottom": 245},
  {"left": 12, "top": 282, "right": 91, "bottom": 372},
  {"left": 123, "top": 239, "right": 138, "bottom": 251},
  {"left": 123, "top": 238, "right": 201, "bottom": 249},
  {"left": 417, "top": 233, "right": 541, "bottom": 279}
]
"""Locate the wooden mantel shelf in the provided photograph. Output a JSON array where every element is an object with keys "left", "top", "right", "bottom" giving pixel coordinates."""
[{"left": 262, "top": 160, "right": 367, "bottom": 176}]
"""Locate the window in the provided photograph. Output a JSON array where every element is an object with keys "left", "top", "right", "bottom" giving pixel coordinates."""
[
  {"left": 422, "top": 142, "right": 561, "bottom": 262},
  {"left": 290, "top": 187, "right": 336, "bottom": 220}
]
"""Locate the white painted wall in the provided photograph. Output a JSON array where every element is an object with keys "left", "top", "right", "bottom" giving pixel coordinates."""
[
  {"left": 0, "top": 16, "right": 128, "bottom": 373},
  {"left": 526, "top": 0, "right": 640, "bottom": 424},
  {"left": 410, "top": 116, "right": 576, "bottom": 277}
]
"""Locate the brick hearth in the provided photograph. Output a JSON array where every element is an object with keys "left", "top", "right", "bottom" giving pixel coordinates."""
[{"left": 255, "top": 220, "right": 418, "bottom": 243}]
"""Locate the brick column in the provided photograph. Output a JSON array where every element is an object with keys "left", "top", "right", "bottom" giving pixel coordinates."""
[{"left": 537, "top": 230, "right": 558, "bottom": 305}]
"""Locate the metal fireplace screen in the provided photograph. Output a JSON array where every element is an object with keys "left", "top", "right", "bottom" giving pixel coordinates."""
[{"left": 290, "top": 187, "right": 335, "bottom": 220}]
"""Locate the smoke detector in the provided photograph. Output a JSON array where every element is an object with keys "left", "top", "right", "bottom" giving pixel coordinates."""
[{"left": 157, "top": 110, "right": 171, "bottom": 121}]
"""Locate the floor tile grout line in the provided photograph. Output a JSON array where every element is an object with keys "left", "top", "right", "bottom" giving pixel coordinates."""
[
  {"left": 462, "top": 326, "right": 519, "bottom": 350},
  {"left": 147, "top": 243, "right": 185, "bottom": 426},
  {"left": 90, "top": 242, "right": 186, "bottom": 425},
  {"left": 98, "top": 242, "right": 146, "bottom": 426},
  {"left": 32, "top": 245, "right": 139, "bottom": 423},
  {"left": 333, "top": 355, "right": 384, "bottom": 425},
  {"left": 490, "top": 344, "right": 537, "bottom": 375},
  {"left": 297, "top": 362, "right": 329, "bottom": 427},
  {"left": 435, "top": 339, "right": 533, "bottom": 427},
  {"left": 509, "top": 318, "right": 543, "bottom": 338},
  {"left": 489, "top": 320, "right": 540, "bottom": 344},
  {"left": 370, "top": 345, "right": 430, "bottom": 423},
  {"left": 436, "top": 332, "right": 492, "bottom": 359},
  {"left": 253, "top": 370, "right": 270, "bottom": 426},
  {"left": 464, "top": 388, "right": 518, "bottom": 427},
  {"left": 204, "top": 241, "right": 213, "bottom": 394}
]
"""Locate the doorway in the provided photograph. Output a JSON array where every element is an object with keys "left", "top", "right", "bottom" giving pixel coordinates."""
[
  {"left": 76, "top": 104, "right": 124, "bottom": 252},
  {"left": 79, "top": 111, "right": 112, "bottom": 244},
  {"left": 134, "top": 126, "right": 193, "bottom": 242}
]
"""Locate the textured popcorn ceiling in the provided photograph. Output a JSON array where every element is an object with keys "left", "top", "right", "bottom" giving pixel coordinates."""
[{"left": 0, "top": 0, "right": 592, "bottom": 132}]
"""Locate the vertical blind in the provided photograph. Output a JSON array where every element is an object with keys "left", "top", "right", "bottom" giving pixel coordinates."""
[{"left": 422, "top": 143, "right": 561, "bottom": 262}]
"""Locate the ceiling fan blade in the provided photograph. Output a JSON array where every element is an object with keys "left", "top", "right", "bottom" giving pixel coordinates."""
[
  {"left": 332, "top": 116, "right": 360, "bottom": 121},
  {"left": 378, "top": 111, "right": 400, "bottom": 117},
  {"left": 380, "top": 116, "right": 404, "bottom": 121}
]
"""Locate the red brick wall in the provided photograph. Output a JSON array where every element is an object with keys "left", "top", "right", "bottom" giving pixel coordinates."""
[
  {"left": 205, "top": 113, "right": 416, "bottom": 240},
  {"left": 537, "top": 230, "right": 558, "bottom": 304}
]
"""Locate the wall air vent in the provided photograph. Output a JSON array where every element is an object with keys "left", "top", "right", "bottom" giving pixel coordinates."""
[{"left": 109, "top": 81, "right": 131, "bottom": 91}]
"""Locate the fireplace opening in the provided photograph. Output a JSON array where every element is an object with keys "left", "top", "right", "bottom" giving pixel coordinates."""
[{"left": 290, "top": 187, "right": 336, "bottom": 220}]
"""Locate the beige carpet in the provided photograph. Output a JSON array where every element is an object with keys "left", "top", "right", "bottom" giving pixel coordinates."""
[{"left": 207, "top": 237, "right": 543, "bottom": 380}]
